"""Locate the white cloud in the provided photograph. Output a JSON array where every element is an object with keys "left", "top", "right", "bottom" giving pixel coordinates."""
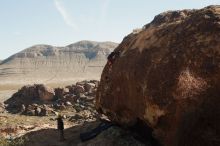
[
  {"left": 54, "top": 0, "right": 78, "bottom": 31},
  {"left": 100, "top": 0, "right": 110, "bottom": 21}
]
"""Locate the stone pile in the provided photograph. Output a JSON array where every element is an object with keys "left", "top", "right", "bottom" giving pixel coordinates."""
[{"left": 4, "top": 80, "right": 99, "bottom": 118}]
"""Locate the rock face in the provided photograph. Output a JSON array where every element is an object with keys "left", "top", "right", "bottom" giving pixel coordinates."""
[
  {"left": 96, "top": 6, "right": 220, "bottom": 146},
  {"left": 0, "top": 41, "right": 118, "bottom": 85}
]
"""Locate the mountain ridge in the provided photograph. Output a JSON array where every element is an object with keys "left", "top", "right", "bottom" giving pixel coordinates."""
[
  {"left": 1, "top": 40, "right": 118, "bottom": 65},
  {"left": 0, "top": 40, "right": 118, "bottom": 86}
]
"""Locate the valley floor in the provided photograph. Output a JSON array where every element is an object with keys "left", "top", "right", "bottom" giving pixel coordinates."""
[
  {"left": 0, "top": 82, "right": 146, "bottom": 146},
  {"left": 0, "top": 90, "right": 17, "bottom": 102}
]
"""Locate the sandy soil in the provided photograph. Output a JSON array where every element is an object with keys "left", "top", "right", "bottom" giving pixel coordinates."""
[{"left": 0, "top": 90, "right": 17, "bottom": 102}]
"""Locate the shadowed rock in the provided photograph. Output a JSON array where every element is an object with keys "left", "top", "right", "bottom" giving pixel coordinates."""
[{"left": 4, "top": 80, "right": 99, "bottom": 118}]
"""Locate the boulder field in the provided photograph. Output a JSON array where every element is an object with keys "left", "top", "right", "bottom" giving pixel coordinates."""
[
  {"left": 4, "top": 80, "right": 98, "bottom": 118},
  {"left": 96, "top": 5, "right": 220, "bottom": 146}
]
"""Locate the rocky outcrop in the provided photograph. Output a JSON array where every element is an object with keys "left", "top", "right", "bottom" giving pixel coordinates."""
[
  {"left": 4, "top": 84, "right": 55, "bottom": 114},
  {"left": 4, "top": 80, "right": 99, "bottom": 118},
  {"left": 5, "top": 84, "right": 54, "bottom": 105},
  {"left": 96, "top": 5, "right": 220, "bottom": 146},
  {"left": 0, "top": 41, "right": 118, "bottom": 85}
]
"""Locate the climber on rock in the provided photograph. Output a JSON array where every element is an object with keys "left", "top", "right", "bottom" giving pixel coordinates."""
[
  {"left": 57, "top": 114, "right": 65, "bottom": 141},
  {"left": 107, "top": 50, "right": 121, "bottom": 66}
]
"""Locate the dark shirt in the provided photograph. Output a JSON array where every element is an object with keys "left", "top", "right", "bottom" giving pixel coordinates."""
[{"left": 57, "top": 117, "right": 64, "bottom": 130}]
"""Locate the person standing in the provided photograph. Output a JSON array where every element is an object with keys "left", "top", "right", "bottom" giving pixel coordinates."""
[{"left": 57, "top": 114, "right": 65, "bottom": 141}]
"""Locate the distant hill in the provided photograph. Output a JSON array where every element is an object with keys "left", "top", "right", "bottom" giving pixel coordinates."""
[{"left": 0, "top": 40, "right": 118, "bottom": 86}]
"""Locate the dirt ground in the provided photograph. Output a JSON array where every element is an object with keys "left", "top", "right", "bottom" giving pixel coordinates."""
[
  {"left": 0, "top": 83, "right": 147, "bottom": 146},
  {"left": 21, "top": 121, "right": 146, "bottom": 146},
  {"left": 0, "top": 113, "right": 146, "bottom": 146}
]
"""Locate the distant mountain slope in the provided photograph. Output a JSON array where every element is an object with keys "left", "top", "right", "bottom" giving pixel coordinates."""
[{"left": 0, "top": 41, "right": 118, "bottom": 85}]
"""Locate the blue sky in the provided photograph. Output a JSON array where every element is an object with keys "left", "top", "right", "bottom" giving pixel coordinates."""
[{"left": 0, "top": 0, "right": 219, "bottom": 60}]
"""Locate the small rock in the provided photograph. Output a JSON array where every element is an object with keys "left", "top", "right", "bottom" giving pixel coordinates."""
[
  {"left": 40, "top": 108, "right": 48, "bottom": 116},
  {"left": 74, "top": 85, "right": 85, "bottom": 95},
  {"left": 71, "top": 114, "right": 83, "bottom": 120},
  {"left": 63, "top": 115, "right": 67, "bottom": 119},
  {"left": 26, "top": 110, "right": 35, "bottom": 116},
  {"left": 89, "top": 80, "right": 99, "bottom": 87},
  {"left": 54, "top": 88, "right": 65, "bottom": 100},
  {"left": 80, "top": 105, "right": 85, "bottom": 109},
  {"left": 84, "top": 83, "right": 96, "bottom": 92},
  {"left": 65, "top": 101, "right": 72, "bottom": 106},
  {"left": 63, "top": 88, "right": 69, "bottom": 93},
  {"left": 49, "top": 117, "right": 56, "bottom": 121},
  {"left": 76, "top": 81, "right": 88, "bottom": 86},
  {"left": 79, "top": 93, "right": 87, "bottom": 98},
  {"left": 20, "top": 104, "right": 26, "bottom": 113},
  {"left": 32, "top": 104, "right": 38, "bottom": 107},
  {"left": 66, "top": 85, "right": 76, "bottom": 94},
  {"left": 35, "top": 107, "right": 41, "bottom": 116},
  {"left": 59, "top": 104, "right": 66, "bottom": 110},
  {"left": 83, "top": 110, "right": 92, "bottom": 118},
  {"left": 52, "top": 111, "right": 59, "bottom": 116}
]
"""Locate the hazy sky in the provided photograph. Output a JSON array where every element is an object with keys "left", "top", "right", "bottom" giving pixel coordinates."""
[{"left": 0, "top": 0, "right": 219, "bottom": 60}]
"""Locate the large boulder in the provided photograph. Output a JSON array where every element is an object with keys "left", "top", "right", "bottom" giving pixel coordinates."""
[
  {"left": 37, "top": 85, "right": 54, "bottom": 101},
  {"left": 96, "top": 6, "right": 220, "bottom": 146},
  {"left": 54, "top": 87, "right": 65, "bottom": 100},
  {"left": 4, "top": 84, "right": 55, "bottom": 113}
]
